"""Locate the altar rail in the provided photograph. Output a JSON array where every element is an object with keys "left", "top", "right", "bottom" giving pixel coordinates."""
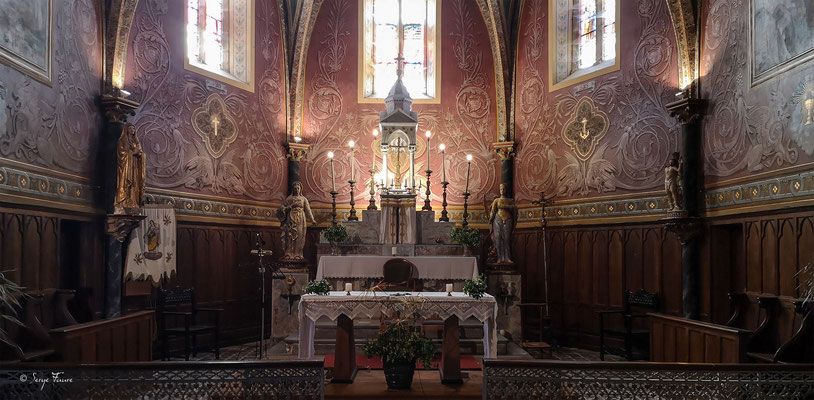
[
  {"left": 0, "top": 360, "right": 324, "bottom": 400},
  {"left": 482, "top": 360, "right": 814, "bottom": 400}
]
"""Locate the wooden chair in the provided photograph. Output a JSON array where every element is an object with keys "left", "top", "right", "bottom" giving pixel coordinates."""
[
  {"left": 725, "top": 292, "right": 750, "bottom": 328},
  {"left": 380, "top": 258, "right": 417, "bottom": 291},
  {"left": 157, "top": 287, "right": 222, "bottom": 361},
  {"left": 745, "top": 296, "right": 780, "bottom": 362},
  {"left": 599, "top": 289, "right": 660, "bottom": 361},
  {"left": 519, "top": 302, "right": 553, "bottom": 358}
]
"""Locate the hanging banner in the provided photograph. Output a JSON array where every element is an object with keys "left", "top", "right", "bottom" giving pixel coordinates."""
[{"left": 125, "top": 205, "right": 176, "bottom": 285}]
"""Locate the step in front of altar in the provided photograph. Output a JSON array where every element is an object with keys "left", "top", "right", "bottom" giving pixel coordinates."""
[{"left": 279, "top": 317, "right": 524, "bottom": 357}]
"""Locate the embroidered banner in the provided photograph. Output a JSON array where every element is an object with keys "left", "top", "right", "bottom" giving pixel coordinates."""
[{"left": 125, "top": 205, "right": 176, "bottom": 285}]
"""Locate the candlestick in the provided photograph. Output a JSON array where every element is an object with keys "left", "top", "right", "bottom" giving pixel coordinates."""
[
  {"left": 367, "top": 168, "right": 377, "bottom": 210},
  {"left": 425, "top": 131, "right": 431, "bottom": 169},
  {"left": 391, "top": 246, "right": 397, "bottom": 256},
  {"left": 446, "top": 283, "right": 453, "bottom": 296},
  {"left": 440, "top": 180, "right": 450, "bottom": 222},
  {"left": 348, "top": 140, "right": 355, "bottom": 182},
  {"left": 328, "top": 152, "right": 336, "bottom": 192},
  {"left": 464, "top": 154, "right": 472, "bottom": 193},
  {"left": 330, "top": 190, "right": 338, "bottom": 225},
  {"left": 440, "top": 144, "right": 446, "bottom": 183},
  {"left": 345, "top": 282, "right": 352, "bottom": 295},
  {"left": 462, "top": 191, "right": 471, "bottom": 228},
  {"left": 422, "top": 169, "right": 432, "bottom": 211},
  {"left": 348, "top": 179, "right": 358, "bottom": 221}
]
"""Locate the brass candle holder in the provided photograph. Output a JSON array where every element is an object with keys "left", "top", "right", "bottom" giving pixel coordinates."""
[
  {"left": 462, "top": 191, "right": 471, "bottom": 228},
  {"left": 330, "top": 190, "right": 338, "bottom": 225},
  {"left": 347, "top": 180, "right": 358, "bottom": 221},
  {"left": 439, "top": 181, "right": 450, "bottom": 222},
  {"left": 422, "top": 169, "right": 433, "bottom": 211},
  {"left": 367, "top": 168, "right": 377, "bottom": 210}
]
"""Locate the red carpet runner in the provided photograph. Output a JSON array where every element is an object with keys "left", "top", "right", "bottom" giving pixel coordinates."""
[{"left": 323, "top": 354, "right": 482, "bottom": 370}]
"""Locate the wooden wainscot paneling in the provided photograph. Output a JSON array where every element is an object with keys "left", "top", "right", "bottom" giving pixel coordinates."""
[
  {"left": 649, "top": 313, "right": 750, "bottom": 363},
  {"left": 49, "top": 311, "right": 154, "bottom": 362}
]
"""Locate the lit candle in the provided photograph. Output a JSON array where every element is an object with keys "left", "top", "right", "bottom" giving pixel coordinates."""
[
  {"left": 328, "top": 152, "right": 336, "bottom": 192},
  {"left": 293, "top": 136, "right": 302, "bottom": 143},
  {"left": 439, "top": 144, "right": 446, "bottom": 182},
  {"left": 348, "top": 140, "right": 355, "bottom": 182},
  {"left": 425, "top": 131, "right": 431, "bottom": 170},
  {"left": 446, "top": 283, "right": 453, "bottom": 294},
  {"left": 345, "top": 282, "right": 352, "bottom": 294},
  {"left": 465, "top": 154, "right": 472, "bottom": 193},
  {"left": 391, "top": 246, "right": 397, "bottom": 256}
]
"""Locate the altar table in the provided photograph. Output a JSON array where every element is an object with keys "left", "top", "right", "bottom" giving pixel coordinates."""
[
  {"left": 298, "top": 291, "right": 497, "bottom": 384},
  {"left": 316, "top": 256, "right": 478, "bottom": 281}
]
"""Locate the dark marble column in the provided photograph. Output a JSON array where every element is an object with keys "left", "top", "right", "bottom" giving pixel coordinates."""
[
  {"left": 665, "top": 96, "right": 705, "bottom": 320},
  {"left": 100, "top": 93, "right": 141, "bottom": 318},
  {"left": 286, "top": 141, "right": 308, "bottom": 193}
]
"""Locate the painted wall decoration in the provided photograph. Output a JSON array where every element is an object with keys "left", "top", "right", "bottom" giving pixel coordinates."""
[
  {"left": 299, "top": 0, "right": 499, "bottom": 207},
  {"left": 0, "top": 0, "right": 101, "bottom": 176},
  {"left": 125, "top": 0, "right": 288, "bottom": 203},
  {"left": 514, "top": 0, "right": 680, "bottom": 204},
  {"left": 751, "top": 0, "right": 814, "bottom": 85},
  {"left": 0, "top": 0, "right": 53, "bottom": 83},
  {"left": 701, "top": 0, "right": 814, "bottom": 183}
]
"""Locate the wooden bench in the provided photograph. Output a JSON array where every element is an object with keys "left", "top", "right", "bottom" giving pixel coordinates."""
[
  {"left": 744, "top": 296, "right": 781, "bottom": 362},
  {"left": 755, "top": 300, "right": 813, "bottom": 363}
]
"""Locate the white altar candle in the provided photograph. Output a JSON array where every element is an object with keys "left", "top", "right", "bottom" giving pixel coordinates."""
[
  {"left": 348, "top": 140, "right": 355, "bottom": 182},
  {"left": 391, "top": 246, "right": 397, "bottom": 256},
  {"left": 425, "top": 131, "right": 431, "bottom": 170},
  {"left": 446, "top": 283, "right": 453, "bottom": 293},
  {"left": 439, "top": 144, "right": 446, "bottom": 182},
  {"left": 345, "top": 282, "right": 352, "bottom": 293},
  {"left": 328, "top": 152, "right": 335, "bottom": 192},
  {"left": 465, "top": 154, "right": 473, "bottom": 193}
]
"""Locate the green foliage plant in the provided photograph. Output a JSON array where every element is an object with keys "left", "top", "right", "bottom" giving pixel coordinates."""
[
  {"left": 0, "top": 270, "right": 26, "bottom": 351},
  {"left": 463, "top": 274, "right": 487, "bottom": 299},
  {"left": 449, "top": 226, "right": 482, "bottom": 248},
  {"left": 323, "top": 223, "right": 349, "bottom": 245},
  {"left": 362, "top": 321, "right": 434, "bottom": 368},
  {"left": 304, "top": 280, "right": 331, "bottom": 295}
]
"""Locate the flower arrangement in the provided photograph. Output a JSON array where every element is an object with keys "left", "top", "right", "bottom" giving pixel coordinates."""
[
  {"left": 463, "top": 274, "right": 487, "bottom": 299},
  {"left": 304, "top": 280, "right": 331, "bottom": 295},
  {"left": 323, "top": 223, "right": 349, "bottom": 245},
  {"left": 450, "top": 226, "right": 482, "bottom": 248},
  {"left": 0, "top": 270, "right": 26, "bottom": 351}
]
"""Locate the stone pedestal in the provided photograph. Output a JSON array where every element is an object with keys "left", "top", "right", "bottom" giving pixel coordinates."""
[
  {"left": 486, "top": 272, "right": 522, "bottom": 344},
  {"left": 271, "top": 272, "right": 308, "bottom": 340}
]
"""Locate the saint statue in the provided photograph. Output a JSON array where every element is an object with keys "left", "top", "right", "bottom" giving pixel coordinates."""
[
  {"left": 665, "top": 152, "right": 684, "bottom": 212},
  {"left": 114, "top": 124, "right": 146, "bottom": 214},
  {"left": 277, "top": 181, "right": 316, "bottom": 261},
  {"left": 488, "top": 184, "right": 518, "bottom": 265}
]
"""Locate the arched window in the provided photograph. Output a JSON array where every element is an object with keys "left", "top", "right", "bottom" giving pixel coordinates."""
[
  {"left": 360, "top": 0, "right": 439, "bottom": 102},
  {"left": 186, "top": 0, "right": 255, "bottom": 92},
  {"left": 550, "top": 0, "right": 619, "bottom": 91}
]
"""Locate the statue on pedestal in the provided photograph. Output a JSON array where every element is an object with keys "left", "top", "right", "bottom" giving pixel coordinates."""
[
  {"left": 114, "top": 124, "right": 146, "bottom": 214},
  {"left": 665, "top": 152, "right": 685, "bottom": 217},
  {"left": 488, "top": 184, "right": 517, "bottom": 265},
  {"left": 278, "top": 181, "right": 315, "bottom": 261}
]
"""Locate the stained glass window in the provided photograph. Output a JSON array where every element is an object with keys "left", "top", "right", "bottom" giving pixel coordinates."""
[
  {"left": 363, "top": 0, "right": 437, "bottom": 100},
  {"left": 185, "top": 0, "right": 254, "bottom": 91},
  {"left": 552, "top": 0, "right": 618, "bottom": 89}
]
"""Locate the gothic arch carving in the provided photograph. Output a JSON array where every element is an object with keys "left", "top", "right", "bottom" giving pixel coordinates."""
[
  {"left": 105, "top": 0, "right": 140, "bottom": 92},
  {"left": 665, "top": 0, "right": 699, "bottom": 96}
]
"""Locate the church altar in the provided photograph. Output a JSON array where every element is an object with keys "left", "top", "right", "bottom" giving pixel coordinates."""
[
  {"left": 298, "top": 291, "right": 497, "bottom": 383},
  {"left": 315, "top": 255, "right": 478, "bottom": 281}
]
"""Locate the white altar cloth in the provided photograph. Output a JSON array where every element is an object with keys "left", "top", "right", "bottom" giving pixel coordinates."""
[
  {"left": 316, "top": 256, "right": 478, "bottom": 281},
  {"left": 298, "top": 291, "right": 498, "bottom": 359}
]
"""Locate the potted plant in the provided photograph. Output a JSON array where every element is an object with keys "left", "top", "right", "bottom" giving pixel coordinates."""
[
  {"left": 463, "top": 274, "right": 487, "bottom": 299},
  {"left": 450, "top": 226, "right": 482, "bottom": 256},
  {"left": 0, "top": 270, "right": 26, "bottom": 357},
  {"left": 304, "top": 280, "right": 331, "bottom": 295},
  {"left": 362, "top": 321, "right": 435, "bottom": 389},
  {"left": 323, "top": 223, "right": 349, "bottom": 255}
]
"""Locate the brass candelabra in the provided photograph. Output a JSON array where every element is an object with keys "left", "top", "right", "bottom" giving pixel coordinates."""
[
  {"left": 422, "top": 169, "right": 433, "bottom": 211},
  {"left": 439, "top": 181, "right": 450, "bottom": 222},
  {"left": 330, "top": 191, "right": 338, "bottom": 225},
  {"left": 367, "top": 168, "right": 377, "bottom": 210},
  {"left": 462, "top": 191, "right": 470, "bottom": 228},
  {"left": 347, "top": 180, "right": 358, "bottom": 221}
]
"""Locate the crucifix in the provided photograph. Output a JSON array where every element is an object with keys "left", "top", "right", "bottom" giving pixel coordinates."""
[
  {"left": 210, "top": 114, "right": 220, "bottom": 137},
  {"left": 579, "top": 117, "right": 590, "bottom": 139}
]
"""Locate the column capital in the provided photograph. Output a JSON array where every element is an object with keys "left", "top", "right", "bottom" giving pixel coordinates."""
[
  {"left": 492, "top": 141, "right": 516, "bottom": 160},
  {"left": 106, "top": 213, "right": 146, "bottom": 242},
  {"left": 664, "top": 216, "right": 703, "bottom": 245},
  {"left": 100, "top": 94, "right": 140, "bottom": 123},
  {"left": 286, "top": 142, "right": 310, "bottom": 161},
  {"left": 665, "top": 96, "right": 706, "bottom": 125}
]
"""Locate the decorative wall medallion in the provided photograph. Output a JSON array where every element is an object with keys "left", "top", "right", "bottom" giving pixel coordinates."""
[
  {"left": 561, "top": 98, "right": 609, "bottom": 161},
  {"left": 191, "top": 94, "right": 238, "bottom": 158}
]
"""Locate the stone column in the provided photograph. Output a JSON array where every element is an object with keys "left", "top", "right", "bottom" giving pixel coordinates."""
[
  {"left": 286, "top": 141, "right": 309, "bottom": 193},
  {"left": 665, "top": 96, "right": 705, "bottom": 320},
  {"left": 100, "top": 93, "right": 141, "bottom": 318},
  {"left": 493, "top": 142, "right": 516, "bottom": 197}
]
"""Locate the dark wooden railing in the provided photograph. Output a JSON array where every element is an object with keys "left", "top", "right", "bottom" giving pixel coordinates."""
[
  {"left": 0, "top": 360, "right": 324, "bottom": 400},
  {"left": 649, "top": 312, "right": 752, "bottom": 363},
  {"left": 49, "top": 311, "right": 154, "bottom": 363},
  {"left": 483, "top": 359, "right": 814, "bottom": 399}
]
